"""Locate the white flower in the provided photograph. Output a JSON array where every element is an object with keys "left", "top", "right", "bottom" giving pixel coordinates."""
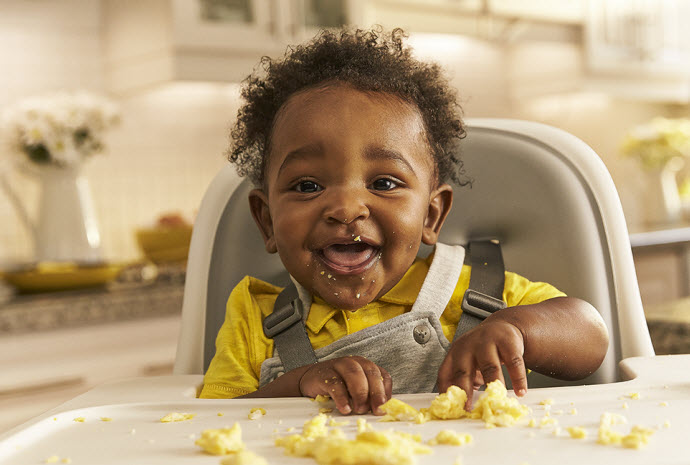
[{"left": 0, "top": 91, "right": 120, "bottom": 168}]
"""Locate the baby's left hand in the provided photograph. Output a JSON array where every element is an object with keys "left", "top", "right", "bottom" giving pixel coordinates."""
[{"left": 437, "top": 317, "right": 527, "bottom": 410}]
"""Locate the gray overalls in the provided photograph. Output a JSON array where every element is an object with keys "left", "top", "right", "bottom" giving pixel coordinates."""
[{"left": 259, "top": 243, "right": 500, "bottom": 393}]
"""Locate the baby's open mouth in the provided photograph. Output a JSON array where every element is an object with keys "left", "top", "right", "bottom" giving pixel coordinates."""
[{"left": 319, "top": 243, "right": 380, "bottom": 273}]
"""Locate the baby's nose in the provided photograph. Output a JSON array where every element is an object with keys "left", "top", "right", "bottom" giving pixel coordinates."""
[{"left": 323, "top": 188, "right": 369, "bottom": 224}]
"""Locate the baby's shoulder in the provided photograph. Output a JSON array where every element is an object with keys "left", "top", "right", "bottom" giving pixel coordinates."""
[{"left": 229, "top": 275, "right": 284, "bottom": 317}]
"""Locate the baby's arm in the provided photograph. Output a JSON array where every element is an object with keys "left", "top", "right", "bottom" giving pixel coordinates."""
[
  {"left": 437, "top": 296, "right": 608, "bottom": 408},
  {"left": 240, "top": 356, "right": 392, "bottom": 416}
]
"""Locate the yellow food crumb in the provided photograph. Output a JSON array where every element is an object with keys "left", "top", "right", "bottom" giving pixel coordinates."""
[
  {"left": 248, "top": 407, "right": 266, "bottom": 420},
  {"left": 357, "top": 418, "right": 373, "bottom": 433},
  {"left": 218, "top": 412, "right": 225, "bottom": 416},
  {"left": 160, "top": 412, "right": 196, "bottom": 422},
  {"left": 195, "top": 423, "right": 245, "bottom": 455},
  {"left": 276, "top": 422, "right": 431, "bottom": 465},
  {"left": 621, "top": 426, "right": 655, "bottom": 449},
  {"left": 428, "top": 385, "right": 468, "bottom": 420},
  {"left": 659, "top": 401, "right": 668, "bottom": 407},
  {"left": 44, "top": 456, "right": 59, "bottom": 464},
  {"left": 597, "top": 412, "right": 632, "bottom": 446},
  {"left": 314, "top": 395, "right": 331, "bottom": 403},
  {"left": 319, "top": 408, "right": 333, "bottom": 414},
  {"left": 61, "top": 459, "right": 71, "bottom": 464},
  {"left": 539, "top": 398, "right": 554, "bottom": 406},
  {"left": 320, "top": 271, "right": 325, "bottom": 275},
  {"left": 622, "top": 402, "right": 629, "bottom": 409},
  {"left": 219, "top": 450, "right": 269, "bottom": 465},
  {"left": 664, "top": 420, "right": 671, "bottom": 428},
  {"left": 379, "top": 398, "right": 422, "bottom": 423},
  {"left": 539, "top": 416, "right": 558, "bottom": 428},
  {"left": 627, "top": 392, "right": 641, "bottom": 400},
  {"left": 569, "top": 408, "right": 577, "bottom": 415},
  {"left": 567, "top": 426, "right": 587, "bottom": 439},
  {"left": 427, "top": 430, "right": 473, "bottom": 446},
  {"left": 100, "top": 417, "right": 112, "bottom": 422},
  {"left": 527, "top": 418, "right": 537, "bottom": 428},
  {"left": 53, "top": 418, "right": 57, "bottom": 421},
  {"left": 328, "top": 418, "right": 350, "bottom": 427},
  {"left": 287, "top": 427, "right": 296, "bottom": 432},
  {"left": 469, "top": 380, "right": 530, "bottom": 427},
  {"left": 354, "top": 236, "right": 361, "bottom": 242},
  {"left": 73, "top": 417, "right": 85, "bottom": 422}
]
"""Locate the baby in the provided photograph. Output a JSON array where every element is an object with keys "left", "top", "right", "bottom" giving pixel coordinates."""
[{"left": 200, "top": 28, "right": 609, "bottom": 415}]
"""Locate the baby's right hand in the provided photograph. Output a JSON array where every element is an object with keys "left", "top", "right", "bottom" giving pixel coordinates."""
[{"left": 298, "top": 356, "right": 392, "bottom": 415}]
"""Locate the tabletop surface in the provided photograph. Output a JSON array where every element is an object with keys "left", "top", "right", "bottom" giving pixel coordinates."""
[{"left": 0, "top": 355, "right": 689, "bottom": 465}]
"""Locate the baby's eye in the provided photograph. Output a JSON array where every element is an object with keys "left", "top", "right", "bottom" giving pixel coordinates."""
[
  {"left": 371, "top": 178, "right": 398, "bottom": 191},
  {"left": 295, "top": 180, "right": 322, "bottom": 193}
]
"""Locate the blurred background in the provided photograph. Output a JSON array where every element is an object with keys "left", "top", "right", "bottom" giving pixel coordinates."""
[{"left": 1, "top": 0, "right": 690, "bottom": 433}]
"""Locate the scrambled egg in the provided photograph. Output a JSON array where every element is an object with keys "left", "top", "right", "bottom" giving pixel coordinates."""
[
  {"left": 428, "top": 386, "right": 468, "bottom": 420},
  {"left": 195, "top": 423, "right": 245, "bottom": 455},
  {"left": 160, "top": 412, "right": 196, "bottom": 423},
  {"left": 468, "top": 380, "right": 529, "bottom": 427},
  {"left": 596, "top": 412, "right": 655, "bottom": 448},
  {"left": 566, "top": 426, "right": 587, "bottom": 439},
  {"left": 219, "top": 450, "right": 269, "bottom": 465},
  {"left": 379, "top": 381, "right": 528, "bottom": 428},
  {"left": 427, "top": 430, "right": 473, "bottom": 446},
  {"left": 248, "top": 408, "right": 266, "bottom": 420},
  {"left": 73, "top": 417, "right": 85, "bottom": 423},
  {"left": 275, "top": 413, "right": 431, "bottom": 465}
]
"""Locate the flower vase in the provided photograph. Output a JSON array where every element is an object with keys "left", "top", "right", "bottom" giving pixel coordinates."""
[
  {"left": 645, "top": 158, "right": 683, "bottom": 225},
  {"left": 34, "top": 166, "right": 103, "bottom": 263}
]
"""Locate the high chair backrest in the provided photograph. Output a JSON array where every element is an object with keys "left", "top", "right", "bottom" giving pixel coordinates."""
[{"left": 174, "top": 118, "right": 655, "bottom": 387}]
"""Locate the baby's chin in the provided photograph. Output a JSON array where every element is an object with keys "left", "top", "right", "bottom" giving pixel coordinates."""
[{"left": 313, "top": 287, "right": 379, "bottom": 311}]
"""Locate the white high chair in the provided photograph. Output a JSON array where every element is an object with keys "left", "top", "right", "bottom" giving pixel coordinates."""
[{"left": 174, "top": 118, "right": 655, "bottom": 388}]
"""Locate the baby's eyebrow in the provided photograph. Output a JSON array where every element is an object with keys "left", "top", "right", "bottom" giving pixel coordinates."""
[
  {"left": 277, "top": 143, "right": 322, "bottom": 177},
  {"left": 364, "top": 147, "right": 416, "bottom": 175}
]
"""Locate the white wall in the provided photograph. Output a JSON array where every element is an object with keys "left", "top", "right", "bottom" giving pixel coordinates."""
[{"left": 0, "top": 0, "right": 683, "bottom": 263}]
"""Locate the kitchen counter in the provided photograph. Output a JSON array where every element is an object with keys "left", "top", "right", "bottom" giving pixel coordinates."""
[
  {"left": 0, "top": 355, "right": 687, "bottom": 465},
  {"left": 0, "top": 263, "right": 185, "bottom": 334}
]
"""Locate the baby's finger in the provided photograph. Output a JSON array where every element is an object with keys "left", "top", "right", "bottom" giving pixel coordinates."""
[
  {"left": 361, "top": 363, "right": 387, "bottom": 415},
  {"left": 499, "top": 345, "right": 527, "bottom": 397},
  {"left": 325, "top": 376, "right": 353, "bottom": 415},
  {"left": 334, "top": 359, "right": 370, "bottom": 414},
  {"left": 477, "top": 344, "right": 505, "bottom": 388},
  {"left": 447, "top": 355, "right": 476, "bottom": 410},
  {"left": 380, "top": 365, "right": 393, "bottom": 399}
]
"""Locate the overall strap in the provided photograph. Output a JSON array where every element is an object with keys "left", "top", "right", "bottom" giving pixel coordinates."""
[
  {"left": 453, "top": 240, "right": 507, "bottom": 342},
  {"left": 262, "top": 281, "right": 318, "bottom": 372},
  {"left": 410, "top": 243, "right": 465, "bottom": 318}
]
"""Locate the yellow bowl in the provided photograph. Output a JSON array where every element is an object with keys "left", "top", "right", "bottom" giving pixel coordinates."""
[
  {"left": 135, "top": 225, "right": 193, "bottom": 263},
  {"left": 1, "top": 262, "right": 124, "bottom": 293}
]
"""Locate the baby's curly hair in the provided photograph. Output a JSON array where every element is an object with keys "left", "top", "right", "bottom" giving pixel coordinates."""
[{"left": 229, "top": 26, "right": 467, "bottom": 187}]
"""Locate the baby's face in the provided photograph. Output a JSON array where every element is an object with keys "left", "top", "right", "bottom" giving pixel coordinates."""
[{"left": 249, "top": 84, "right": 452, "bottom": 310}]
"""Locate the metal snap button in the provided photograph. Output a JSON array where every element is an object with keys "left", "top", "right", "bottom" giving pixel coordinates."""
[{"left": 413, "top": 324, "right": 431, "bottom": 344}]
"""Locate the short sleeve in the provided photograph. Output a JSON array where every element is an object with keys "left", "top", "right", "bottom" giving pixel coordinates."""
[
  {"left": 199, "top": 277, "right": 274, "bottom": 399},
  {"left": 503, "top": 271, "right": 567, "bottom": 307}
]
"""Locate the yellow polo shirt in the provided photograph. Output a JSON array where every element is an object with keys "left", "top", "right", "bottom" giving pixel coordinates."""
[{"left": 199, "top": 255, "right": 565, "bottom": 399}]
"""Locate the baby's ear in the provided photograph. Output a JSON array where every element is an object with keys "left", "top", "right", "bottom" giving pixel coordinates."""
[
  {"left": 248, "top": 189, "right": 277, "bottom": 253},
  {"left": 422, "top": 184, "right": 453, "bottom": 245}
]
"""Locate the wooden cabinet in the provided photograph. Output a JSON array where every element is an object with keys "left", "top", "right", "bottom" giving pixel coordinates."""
[{"left": 0, "top": 315, "right": 180, "bottom": 434}]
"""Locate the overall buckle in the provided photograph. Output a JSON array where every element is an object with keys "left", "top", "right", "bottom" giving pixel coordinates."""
[
  {"left": 263, "top": 298, "right": 304, "bottom": 338},
  {"left": 461, "top": 289, "right": 507, "bottom": 320}
]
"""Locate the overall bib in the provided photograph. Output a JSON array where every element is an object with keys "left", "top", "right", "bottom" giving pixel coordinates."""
[{"left": 258, "top": 243, "right": 466, "bottom": 393}]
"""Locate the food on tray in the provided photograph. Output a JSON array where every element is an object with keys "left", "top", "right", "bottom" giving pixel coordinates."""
[
  {"left": 428, "top": 385, "right": 468, "bottom": 420},
  {"left": 596, "top": 412, "right": 655, "bottom": 449},
  {"left": 219, "top": 450, "right": 269, "bottom": 465},
  {"left": 73, "top": 417, "right": 85, "bottom": 422},
  {"left": 248, "top": 407, "right": 266, "bottom": 420},
  {"left": 160, "top": 412, "right": 196, "bottom": 422},
  {"left": 468, "top": 380, "right": 530, "bottom": 427},
  {"left": 427, "top": 430, "right": 473, "bottom": 446},
  {"left": 195, "top": 423, "right": 245, "bottom": 455},
  {"left": 275, "top": 413, "right": 431, "bottom": 465},
  {"left": 567, "top": 426, "right": 587, "bottom": 439},
  {"left": 100, "top": 417, "right": 112, "bottom": 422},
  {"left": 379, "top": 398, "right": 424, "bottom": 423},
  {"left": 539, "top": 398, "right": 554, "bottom": 406}
]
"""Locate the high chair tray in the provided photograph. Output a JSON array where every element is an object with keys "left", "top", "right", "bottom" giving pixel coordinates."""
[{"left": 0, "top": 356, "right": 688, "bottom": 465}]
